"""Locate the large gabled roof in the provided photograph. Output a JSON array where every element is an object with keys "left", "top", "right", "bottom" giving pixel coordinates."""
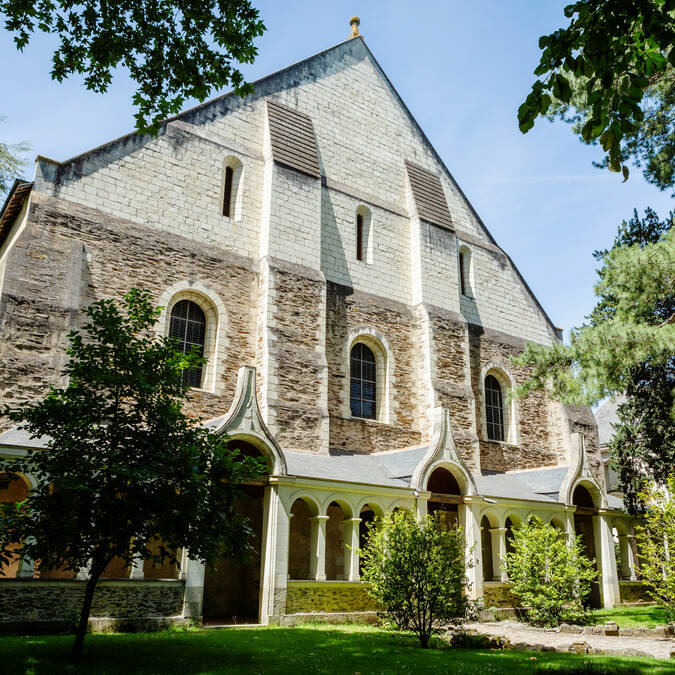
[{"left": 9, "top": 35, "right": 560, "bottom": 338}]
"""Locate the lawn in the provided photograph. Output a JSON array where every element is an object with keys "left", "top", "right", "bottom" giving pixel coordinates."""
[
  {"left": 0, "top": 624, "right": 672, "bottom": 675},
  {"left": 590, "top": 605, "right": 668, "bottom": 629}
]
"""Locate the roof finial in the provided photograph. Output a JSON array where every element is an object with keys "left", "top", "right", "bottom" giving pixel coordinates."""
[{"left": 349, "top": 16, "right": 360, "bottom": 38}]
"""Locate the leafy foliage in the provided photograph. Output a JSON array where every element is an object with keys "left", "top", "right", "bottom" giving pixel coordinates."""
[
  {"left": 0, "top": 1, "right": 266, "bottom": 132},
  {"left": 359, "top": 510, "right": 470, "bottom": 648},
  {"left": 504, "top": 517, "right": 597, "bottom": 627},
  {"left": 513, "top": 210, "right": 674, "bottom": 408},
  {"left": 0, "top": 116, "right": 29, "bottom": 198},
  {"left": 0, "top": 289, "right": 265, "bottom": 662},
  {"left": 519, "top": 0, "right": 675, "bottom": 182},
  {"left": 634, "top": 475, "right": 675, "bottom": 620},
  {"left": 547, "top": 69, "right": 675, "bottom": 191}
]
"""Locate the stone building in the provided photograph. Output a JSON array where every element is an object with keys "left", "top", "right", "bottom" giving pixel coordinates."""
[{"left": 0, "top": 23, "right": 642, "bottom": 629}]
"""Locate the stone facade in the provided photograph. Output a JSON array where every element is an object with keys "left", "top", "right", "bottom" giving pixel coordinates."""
[
  {"left": 285, "top": 581, "right": 378, "bottom": 614},
  {"left": 0, "top": 580, "right": 184, "bottom": 627},
  {"left": 0, "top": 33, "right": 633, "bottom": 629}
]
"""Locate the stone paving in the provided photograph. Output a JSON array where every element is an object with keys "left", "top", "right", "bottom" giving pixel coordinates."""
[{"left": 460, "top": 620, "right": 675, "bottom": 660}]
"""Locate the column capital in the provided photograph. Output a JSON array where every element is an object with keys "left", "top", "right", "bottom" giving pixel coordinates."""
[
  {"left": 489, "top": 527, "right": 508, "bottom": 534},
  {"left": 310, "top": 515, "right": 330, "bottom": 522},
  {"left": 344, "top": 517, "right": 362, "bottom": 523}
]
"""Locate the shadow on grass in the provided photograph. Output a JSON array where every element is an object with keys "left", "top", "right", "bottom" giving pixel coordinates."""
[{"left": 0, "top": 625, "right": 671, "bottom": 675}]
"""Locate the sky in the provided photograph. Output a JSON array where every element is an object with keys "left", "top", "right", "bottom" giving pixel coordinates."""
[{"left": 1, "top": 1, "right": 672, "bottom": 336}]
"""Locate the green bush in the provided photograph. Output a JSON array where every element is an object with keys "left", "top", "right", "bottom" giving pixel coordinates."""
[
  {"left": 359, "top": 510, "right": 470, "bottom": 648},
  {"left": 635, "top": 476, "right": 675, "bottom": 621},
  {"left": 504, "top": 516, "right": 597, "bottom": 627}
]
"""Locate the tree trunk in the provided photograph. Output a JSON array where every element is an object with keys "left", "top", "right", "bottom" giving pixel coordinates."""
[{"left": 71, "top": 566, "right": 102, "bottom": 664}]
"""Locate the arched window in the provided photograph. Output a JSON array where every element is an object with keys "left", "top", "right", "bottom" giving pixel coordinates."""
[
  {"left": 485, "top": 374, "right": 504, "bottom": 441},
  {"left": 356, "top": 213, "right": 364, "bottom": 261},
  {"left": 222, "top": 156, "right": 243, "bottom": 220},
  {"left": 458, "top": 246, "right": 470, "bottom": 296},
  {"left": 223, "top": 166, "right": 234, "bottom": 217},
  {"left": 355, "top": 206, "right": 373, "bottom": 263},
  {"left": 169, "top": 300, "right": 206, "bottom": 387},
  {"left": 350, "top": 342, "right": 376, "bottom": 419}
]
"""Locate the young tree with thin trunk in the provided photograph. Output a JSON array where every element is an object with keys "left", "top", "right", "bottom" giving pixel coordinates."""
[
  {"left": 0, "top": 289, "right": 265, "bottom": 663},
  {"left": 359, "top": 510, "right": 470, "bottom": 648}
]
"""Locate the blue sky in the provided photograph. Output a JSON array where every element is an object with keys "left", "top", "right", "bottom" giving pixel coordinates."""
[{"left": 1, "top": 1, "right": 672, "bottom": 335}]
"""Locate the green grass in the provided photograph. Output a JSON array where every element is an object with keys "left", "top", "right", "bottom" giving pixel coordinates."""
[
  {"left": 590, "top": 605, "right": 667, "bottom": 628},
  {"left": 0, "top": 624, "right": 671, "bottom": 674}
]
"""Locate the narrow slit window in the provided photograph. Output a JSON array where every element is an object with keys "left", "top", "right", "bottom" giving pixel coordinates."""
[
  {"left": 459, "top": 251, "right": 467, "bottom": 295},
  {"left": 485, "top": 374, "right": 505, "bottom": 441},
  {"left": 356, "top": 213, "right": 364, "bottom": 261},
  {"left": 169, "top": 300, "right": 206, "bottom": 388},
  {"left": 223, "top": 166, "right": 234, "bottom": 217}
]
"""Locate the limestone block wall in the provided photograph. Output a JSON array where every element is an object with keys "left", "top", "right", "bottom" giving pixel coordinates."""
[
  {"left": 424, "top": 306, "right": 479, "bottom": 470},
  {"left": 36, "top": 114, "right": 265, "bottom": 262},
  {"left": 469, "top": 325, "right": 558, "bottom": 473},
  {"left": 0, "top": 193, "right": 258, "bottom": 429},
  {"left": 320, "top": 186, "right": 411, "bottom": 306},
  {"left": 285, "top": 581, "right": 378, "bottom": 614},
  {"left": 260, "top": 258, "right": 328, "bottom": 453},
  {"left": 325, "top": 282, "right": 422, "bottom": 454},
  {"left": 0, "top": 580, "right": 185, "bottom": 624}
]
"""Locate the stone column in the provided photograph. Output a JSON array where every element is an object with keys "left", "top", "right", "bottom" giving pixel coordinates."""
[
  {"left": 489, "top": 527, "right": 507, "bottom": 582},
  {"left": 618, "top": 534, "right": 637, "bottom": 581},
  {"left": 460, "top": 499, "right": 482, "bottom": 600},
  {"left": 595, "top": 512, "right": 620, "bottom": 609},
  {"left": 16, "top": 556, "right": 35, "bottom": 579},
  {"left": 182, "top": 556, "right": 206, "bottom": 620},
  {"left": 259, "top": 485, "right": 290, "bottom": 623},
  {"left": 343, "top": 517, "right": 361, "bottom": 582},
  {"left": 309, "top": 515, "right": 329, "bottom": 581},
  {"left": 76, "top": 559, "right": 92, "bottom": 580},
  {"left": 129, "top": 553, "right": 145, "bottom": 580}
]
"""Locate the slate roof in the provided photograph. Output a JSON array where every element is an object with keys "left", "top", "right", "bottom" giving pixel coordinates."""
[
  {"left": 0, "top": 427, "right": 50, "bottom": 449},
  {"left": 594, "top": 396, "right": 625, "bottom": 446}
]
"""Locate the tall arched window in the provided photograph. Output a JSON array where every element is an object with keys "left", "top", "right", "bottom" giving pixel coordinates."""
[
  {"left": 355, "top": 206, "right": 373, "bottom": 264},
  {"left": 169, "top": 300, "right": 206, "bottom": 387},
  {"left": 356, "top": 212, "right": 364, "bottom": 261},
  {"left": 458, "top": 245, "right": 473, "bottom": 297},
  {"left": 222, "top": 156, "right": 243, "bottom": 220},
  {"left": 485, "top": 374, "right": 504, "bottom": 441},
  {"left": 350, "top": 343, "right": 376, "bottom": 419}
]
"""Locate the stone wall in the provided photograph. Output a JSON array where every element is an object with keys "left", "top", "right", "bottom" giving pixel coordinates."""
[
  {"left": 0, "top": 193, "right": 258, "bottom": 430},
  {"left": 0, "top": 579, "right": 185, "bottom": 624},
  {"left": 618, "top": 581, "right": 652, "bottom": 604},
  {"left": 483, "top": 581, "right": 520, "bottom": 608},
  {"left": 326, "top": 282, "right": 422, "bottom": 454},
  {"left": 469, "top": 324, "right": 558, "bottom": 473},
  {"left": 285, "top": 581, "right": 378, "bottom": 614}
]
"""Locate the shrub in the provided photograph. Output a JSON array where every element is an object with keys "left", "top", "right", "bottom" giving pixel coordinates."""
[
  {"left": 635, "top": 475, "right": 675, "bottom": 621},
  {"left": 504, "top": 516, "right": 597, "bottom": 626},
  {"left": 359, "top": 510, "right": 470, "bottom": 648}
]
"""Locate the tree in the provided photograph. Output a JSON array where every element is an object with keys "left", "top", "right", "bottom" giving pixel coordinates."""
[
  {"left": 513, "top": 214, "right": 674, "bottom": 406},
  {"left": 0, "top": 116, "right": 29, "bottom": 198},
  {"left": 504, "top": 517, "right": 597, "bottom": 627},
  {"left": 514, "top": 209, "right": 674, "bottom": 511},
  {"left": 0, "top": 289, "right": 265, "bottom": 663},
  {"left": 634, "top": 475, "right": 675, "bottom": 620},
  {"left": 519, "top": 0, "right": 675, "bottom": 184},
  {"left": 597, "top": 209, "right": 675, "bottom": 512},
  {"left": 359, "top": 510, "right": 470, "bottom": 648},
  {"left": 545, "top": 69, "right": 675, "bottom": 191},
  {"left": 0, "top": 1, "right": 266, "bottom": 132}
]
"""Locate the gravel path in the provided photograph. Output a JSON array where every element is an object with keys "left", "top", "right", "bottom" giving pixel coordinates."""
[{"left": 460, "top": 621, "right": 675, "bottom": 660}]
